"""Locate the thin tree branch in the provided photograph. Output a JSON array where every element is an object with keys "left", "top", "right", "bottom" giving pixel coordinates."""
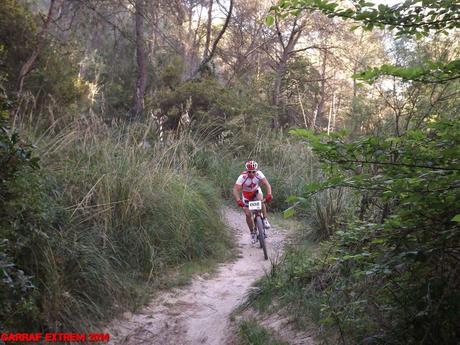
[{"left": 195, "top": 0, "right": 234, "bottom": 75}]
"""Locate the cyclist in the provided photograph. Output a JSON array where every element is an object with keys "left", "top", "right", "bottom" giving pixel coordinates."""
[{"left": 233, "top": 160, "right": 273, "bottom": 243}]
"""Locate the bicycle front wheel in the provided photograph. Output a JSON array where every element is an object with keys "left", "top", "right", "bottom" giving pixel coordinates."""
[{"left": 255, "top": 216, "right": 268, "bottom": 260}]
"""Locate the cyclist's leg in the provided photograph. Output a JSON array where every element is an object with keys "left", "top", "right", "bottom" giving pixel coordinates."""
[
  {"left": 243, "top": 204, "right": 257, "bottom": 244},
  {"left": 262, "top": 204, "right": 268, "bottom": 218},
  {"left": 255, "top": 188, "right": 268, "bottom": 218},
  {"left": 242, "top": 195, "right": 255, "bottom": 232},
  {"left": 256, "top": 188, "right": 270, "bottom": 229},
  {"left": 243, "top": 207, "right": 255, "bottom": 231}
]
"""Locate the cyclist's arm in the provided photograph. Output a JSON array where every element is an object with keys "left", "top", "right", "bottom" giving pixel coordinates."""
[
  {"left": 261, "top": 178, "right": 272, "bottom": 195},
  {"left": 233, "top": 184, "right": 243, "bottom": 202}
]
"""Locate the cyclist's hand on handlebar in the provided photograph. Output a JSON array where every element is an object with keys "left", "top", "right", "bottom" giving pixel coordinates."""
[
  {"left": 266, "top": 194, "right": 273, "bottom": 203},
  {"left": 237, "top": 199, "right": 245, "bottom": 208}
]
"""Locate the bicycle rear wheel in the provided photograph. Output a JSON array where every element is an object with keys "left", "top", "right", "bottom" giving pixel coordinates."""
[{"left": 255, "top": 216, "right": 268, "bottom": 260}]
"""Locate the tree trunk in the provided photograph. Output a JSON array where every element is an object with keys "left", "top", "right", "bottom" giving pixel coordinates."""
[
  {"left": 327, "top": 91, "right": 335, "bottom": 134},
  {"left": 297, "top": 84, "right": 308, "bottom": 128},
  {"left": 333, "top": 95, "right": 340, "bottom": 130},
  {"left": 131, "top": 0, "right": 147, "bottom": 118},
  {"left": 272, "top": 58, "right": 287, "bottom": 128},
  {"left": 351, "top": 31, "right": 364, "bottom": 134},
  {"left": 203, "top": 0, "right": 213, "bottom": 60},
  {"left": 17, "top": 0, "right": 62, "bottom": 94},
  {"left": 183, "top": 5, "right": 194, "bottom": 79},
  {"left": 270, "top": 18, "right": 304, "bottom": 129},
  {"left": 315, "top": 49, "right": 328, "bottom": 131},
  {"left": 187, "top": 4, "right": 204, "bottom": 79},
  {"left": 272, "top": 58, "right": 287, "bottom": 106}
]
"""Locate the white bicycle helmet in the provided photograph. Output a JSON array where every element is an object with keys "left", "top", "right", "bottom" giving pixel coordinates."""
[{"left": 245, "top": 160, "right": 258, "bottom": 171}]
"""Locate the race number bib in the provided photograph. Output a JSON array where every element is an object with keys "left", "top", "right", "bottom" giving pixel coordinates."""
[{"left": 248, "top": 201, "right": 262, "bottom": 210}]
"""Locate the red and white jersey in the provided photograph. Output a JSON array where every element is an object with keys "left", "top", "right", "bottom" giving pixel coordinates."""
[{"left": 235, "top": 170, "right": 266, "bottom": 192}]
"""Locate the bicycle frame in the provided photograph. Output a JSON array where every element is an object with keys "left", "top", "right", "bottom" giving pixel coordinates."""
[{"left": 248, "top": 200, "right": 268, "bottom": 260}]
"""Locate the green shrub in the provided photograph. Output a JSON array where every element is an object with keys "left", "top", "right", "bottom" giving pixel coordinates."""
[
  {"left": 0, "top": 122, "right": 44, "bottom": 330},
  {"left": 258, "top": 118, "right": 460, "bottom": 344}
]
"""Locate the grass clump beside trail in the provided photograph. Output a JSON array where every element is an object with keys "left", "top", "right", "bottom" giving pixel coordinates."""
[
  {"left": 1, "top": 115, "right": 233, "bottom": 333},
  {"left": 242, "top": 240, "right": 321, "bottom": 328},
  {"left": 238, "top": 319, "right": 290, "bottom": 345}
]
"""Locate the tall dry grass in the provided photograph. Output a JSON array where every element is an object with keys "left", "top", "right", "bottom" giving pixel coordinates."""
[{"left": 11, "top": 114, "right": 233, "bottom": 332}]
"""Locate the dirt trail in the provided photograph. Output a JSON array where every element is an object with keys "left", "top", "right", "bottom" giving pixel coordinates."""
[{"left": 106, "top": 207, "right": 288, "bottom": 345}]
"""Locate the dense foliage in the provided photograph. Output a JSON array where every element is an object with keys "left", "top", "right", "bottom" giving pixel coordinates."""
[
  {"left": 286, "top": 117, "right": 460, "bottom": 344},
  {"left": 1, "top": 0, "right": 459, "bottom": 342},
  {"left": 0, "top": 119, "right": 43, "bottom": 329},
  {"left": 1, "top": 116, "right": 236, "bottom": 332}
]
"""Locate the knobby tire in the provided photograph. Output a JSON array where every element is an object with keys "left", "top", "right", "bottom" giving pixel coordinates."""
[{"left": 256, "top": 216, "right": 268, "bottom": 260}]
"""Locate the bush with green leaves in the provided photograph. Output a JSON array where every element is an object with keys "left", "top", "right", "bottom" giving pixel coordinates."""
[
  {"left": 267, "top": 118, "right": 460, "bottom": 344},
  {"left": 0, "top": 49, "right": 44, "bottom": 328},
  {"left": 0, "top": 119, "right": 45, "bottom": 330},
  {"left": 156, "top": 75, "right": 241, "bottom": 135}
]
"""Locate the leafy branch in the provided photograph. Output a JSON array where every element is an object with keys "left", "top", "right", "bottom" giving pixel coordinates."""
[
  {"left": 267, "top": 0, "right": 460, "bottom": 84},
  {"left": 269, "top": 0, "right": 460, "bottom": 36},
  {"left": 355, "top": 60, "right": 460, "bottom": 84}
]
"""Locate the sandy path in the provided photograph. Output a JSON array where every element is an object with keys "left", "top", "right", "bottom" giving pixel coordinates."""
[{"left": 106, "top": 207, "right": 286, "bottom": 345}]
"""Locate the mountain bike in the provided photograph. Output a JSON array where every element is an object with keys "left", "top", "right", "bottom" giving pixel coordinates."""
[{"left": 247, "top": 199, "right": 268, "bottom": 260}]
